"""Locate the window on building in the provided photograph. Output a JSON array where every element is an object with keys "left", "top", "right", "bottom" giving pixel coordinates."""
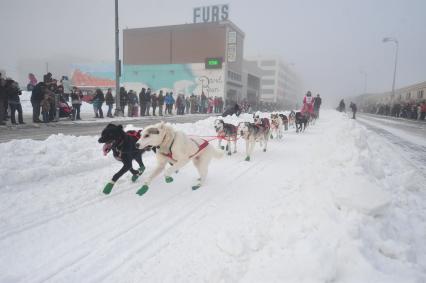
[
  {"left": 260, "top": 60, "right": 276, "bottom": 67},
  {"left": 406, "top": 92, "right": 411, "bottom": 99},
  {"left": 262, "top": 70, "right": 275, "bottom": 76},
  {"left": 417, "top": 90, "right": 424, "bottom": 99},
  {"left": 228, "top": 70, "right": 241, "bottom": 82},
  {"left": 261, "top": 79, "right": 275, "bottom": 86},
  {"left": 262, "top": 89, "right": 274, "bottom": 94}
]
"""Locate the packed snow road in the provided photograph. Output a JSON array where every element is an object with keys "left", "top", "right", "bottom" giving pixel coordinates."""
[
  {"left": 0, "top": 110, "right": 425, "bottom": 282},
  {"left": 357, "top": 113, "right": 426, "bottom": 173}
]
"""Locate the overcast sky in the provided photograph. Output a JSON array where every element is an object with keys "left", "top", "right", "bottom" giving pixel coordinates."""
[{"left": 1, "top": 0, "right": 425, "bottom": 103}]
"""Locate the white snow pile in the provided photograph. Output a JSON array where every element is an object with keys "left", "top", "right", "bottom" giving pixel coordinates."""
[{"left": 0, "top": 110, "right": 425, "bottom": 283}]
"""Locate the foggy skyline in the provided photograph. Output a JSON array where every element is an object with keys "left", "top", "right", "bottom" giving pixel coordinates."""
[{"left": 1, "top": 0, "right": 425, "bottom": 104}]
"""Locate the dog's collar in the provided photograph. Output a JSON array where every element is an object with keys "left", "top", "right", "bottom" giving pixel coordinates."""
[{"left": 158, "top": 133, "right": 176, "bottom": 161}]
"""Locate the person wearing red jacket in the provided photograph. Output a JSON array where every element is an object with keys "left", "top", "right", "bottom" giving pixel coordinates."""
[{"left": 301, "top": 91, "right": 315, "bottom": 115}]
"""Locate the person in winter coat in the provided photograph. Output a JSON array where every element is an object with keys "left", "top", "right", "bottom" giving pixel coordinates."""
[
  {"left": 92, "top": 88, "right": 105, "bottom": 118},
  {"left": 350, "top": 102, "right": 357, "bottom": 119},
  {"left": 175, "top": 94, "right": 182, "bottom": 115},
  {"left": 314, "top": 94, "right": 322, "bottom": 118},
  {"left": 127, "top": 90, "right": 139, "bottom": 117},
  {"left": 151, "top": 92, "right": 158, "bottom": 116},
  {"left": 0, "top": 74, "right": 6, "bottom": 125},
  {"left": 30, "top": 82, "right": 46, "bottom": 123},
  {"left": 144, "top": 88, "right": 152, "bottom": 116},
  {"left": 139, "top": 88, "right": 146, "bottom": 116},
  {"left": 185, "top": 96, "right": 190, "bottom": 114},
  {"left": 41, "top": 93, "right": 51, "bottom": 123},
  {"left": 301, "top": 91, "right": 315, "bottom": 116},
  {"left": 5, "top": 79, "right": 24, "bottom": 125},
  {"left": 105, "top": 88, "right": 114, "bottom": 118},
  {"left": 165, "top": 92, "right": 175, "bottom": 115},
  {"left": 27, "top": 73, "right": 38, "bottom": 91},
  {"left": 158, "top": 90, "right": 164, "bottom": 116},
  {"left": 70, "top": 87, "right": 83, "bottom": 120},
  {"left": 200, "top": 92, "right": 207, "bottom": 113},
  {"left": 420, "top": 101, "right": 426, "bottom": 121},
  {"left": 339, "top": 99, "right": 346, "bottom": 112},
  {"left": 119, "top": 87, "right": 128, "bottom": 115}
]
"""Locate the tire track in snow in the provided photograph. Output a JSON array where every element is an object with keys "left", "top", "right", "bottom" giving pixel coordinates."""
[{"left": 357, "top": 117, "right": 426, "bottom": 174}]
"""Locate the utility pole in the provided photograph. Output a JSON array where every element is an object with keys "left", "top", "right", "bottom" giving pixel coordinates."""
[
  {"left": 114, "top": 0, "right": 123, "bottom": 116},
  {"left": 382, "top": 37, "right": 399, "bottom": 98}
]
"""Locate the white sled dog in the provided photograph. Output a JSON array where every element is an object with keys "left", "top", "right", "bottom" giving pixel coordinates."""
[{"left": 135, "top": 122, "right": 223, "bottom": 194}]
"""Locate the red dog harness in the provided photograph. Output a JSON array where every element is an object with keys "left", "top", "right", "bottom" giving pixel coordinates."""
[{"left": 162, "top": 138, "right": 209, "bottom": 162}]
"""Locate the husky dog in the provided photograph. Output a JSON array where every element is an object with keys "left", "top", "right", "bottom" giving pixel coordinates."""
[
  {"left": 288, "top": 111, "right": 296, "bottom": 128},
  {"left": 270, "top": 113, "right": 284, "bottom": 139},
  {"left": 214, "top": 119, "right": 238, "bottom": 155},
  {"left": 135, "top": 122, "right": 223, "bottom": 195},
  {"left": 238, "top": 117, "right": 270, "bottom": 161},
  {"left": 98, "top": 124, "right": 151, "bottom": 195},
  {"left": 279, "top": 114, "right": 289, "bottom": 131},
  {"left": 295, "top": 111, "right": 308, "bottom": 133}
]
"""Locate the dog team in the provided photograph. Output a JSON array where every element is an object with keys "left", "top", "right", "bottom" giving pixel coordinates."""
[{"left": 98, "top": 108, "right": 317, "bottom": 196}]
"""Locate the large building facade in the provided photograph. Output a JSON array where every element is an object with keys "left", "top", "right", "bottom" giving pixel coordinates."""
[
  {"left": 247, "top": 57, "right": 303, "bottom": 108},
  {"left": 122, "top": 21, "right": 245, "bottom": 106}
]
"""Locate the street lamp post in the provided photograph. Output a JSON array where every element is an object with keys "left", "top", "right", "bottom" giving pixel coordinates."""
[
  {"left": 382, "top": 37, "right": 399, "bottom": 98},
  {"left": 114, "top": 0, "right": 123, "bottom": 117}
]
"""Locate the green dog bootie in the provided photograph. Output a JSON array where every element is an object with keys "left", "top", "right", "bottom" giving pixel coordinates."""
[
  {"left": 165, "top": 176, "right": 174, "bottom": 183},
  {"left": 103, "top": 182, "right": 115, "bottom": 195},
  {"left": 245, "top": 156, "right": 250, "bottom": 162},
  {"left": 136, "top": 185, "right": 149, "bottom": 196},
  {"left": 131, "top": 174, "right": 139, "bottom": 182},
  {"left": 131, "top": 165, "right": 146, "bottom": 182},
  {"left": 192, "top": 184, "right": 201, "bottom": 190}
]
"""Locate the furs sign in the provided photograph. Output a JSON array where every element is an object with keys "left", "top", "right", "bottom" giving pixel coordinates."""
[{"left": 193, "top": 4, "right": 229, "bottom": 23}]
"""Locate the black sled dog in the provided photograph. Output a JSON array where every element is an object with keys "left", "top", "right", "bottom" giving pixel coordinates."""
[{"left": 98, "top": 123, "right": 152, "bottom": 194}]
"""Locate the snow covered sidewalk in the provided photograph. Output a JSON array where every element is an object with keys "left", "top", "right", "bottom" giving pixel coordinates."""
[{"left": 0, "top": 110, "right": 425, "bottom": 282}]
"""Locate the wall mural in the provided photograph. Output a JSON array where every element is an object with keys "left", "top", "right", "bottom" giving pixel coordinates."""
[{"left": 122, "top": 63, "right": 225, "bottom": 97}]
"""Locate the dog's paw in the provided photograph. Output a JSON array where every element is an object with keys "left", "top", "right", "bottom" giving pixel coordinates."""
[
  {"left": 136, "top": 185, "right": 149, "bottom": 196},
  {"left": 103, "top": 182, "right": 115, "bottom": 195},
  {"left": 165, "top": 176, "right": 174, "bottom": 183},
  {"left": 131, "top": 174, "right": 140, "bottom": 182},
  {"left": 245, "top": 156, "right": 250, "bottom": 161},
  {"left": 192, "top": 184, "right": 201, "bottom": 190}
]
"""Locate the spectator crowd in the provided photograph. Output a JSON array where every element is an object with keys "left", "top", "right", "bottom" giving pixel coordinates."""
[
  {"left": 1, "top": 70, "right": 316, "bottom": 126},
  {"left": 362, "top": 101, "right": 426, "bottom": 121}
]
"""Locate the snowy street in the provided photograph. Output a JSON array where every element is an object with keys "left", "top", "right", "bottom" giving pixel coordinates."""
[
  {"left": 357, "top": 113, "right": 426, "bottom": 172},
  {"left": 0, "top": 113, "right": 211, "bottom": 143},
  {"left": 0, "top": 110, "right": 425, "bottom": 282}
]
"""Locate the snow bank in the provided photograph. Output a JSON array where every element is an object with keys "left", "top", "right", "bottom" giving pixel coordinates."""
[{"left": 0, "top": 110, "right": 425, "bottom": 283}]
